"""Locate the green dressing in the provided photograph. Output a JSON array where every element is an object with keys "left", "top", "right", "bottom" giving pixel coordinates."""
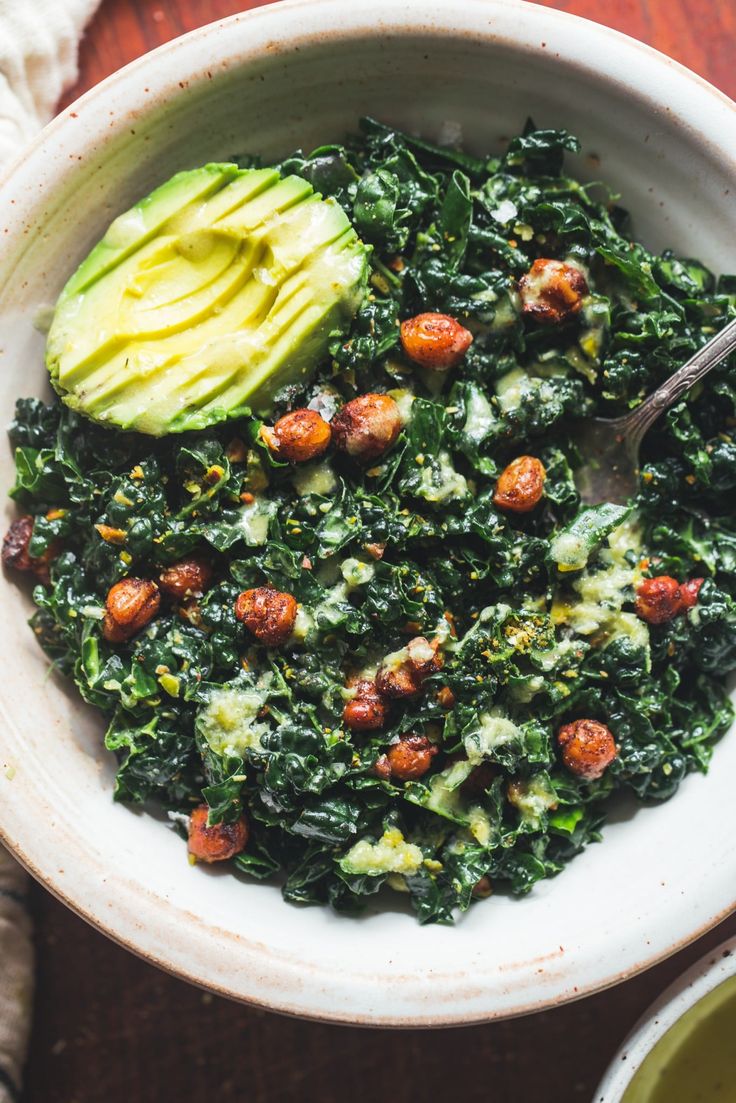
[{"left": 623, "top": 974, "right": 736, "bottom": 1103}]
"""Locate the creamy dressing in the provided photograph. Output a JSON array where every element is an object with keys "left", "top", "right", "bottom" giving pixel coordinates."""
[
  {"left": 552, "top": 520, "right": 650, "bottom": 654},
  {"left": 507, "top": 774, "right": 557, "bottom": 827},
  {"left": 418, "top": 450, "right": 468, "bottom": 502},
  {"left": 197, "top": 686, "right": 269, "bottom": 757},
  {"left": 462, "top": 386, "right": 496, "bottom": 442},
  {"left": 340, "top": 828, "right": 424, "bottom": 876},
  {"left": 291, "top": 461, "right": 338, "bottom": 497},
  {"left": 495, "top": 366, "right": 557, "bottom": 413},
  {"left": 238, "top": 496, "right": 277, "bottom": 545},
  {"left": 464, "top": 713, "right": 522, "bottom": 764}
]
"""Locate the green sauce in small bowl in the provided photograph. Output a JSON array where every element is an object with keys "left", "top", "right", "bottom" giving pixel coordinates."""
[{"left": 622, "top": 974, "right": 736, "bottom": 1102}]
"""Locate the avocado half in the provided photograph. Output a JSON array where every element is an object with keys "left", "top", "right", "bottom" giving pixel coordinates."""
[{"left": 46, "top": 164, "right": 368, "bottom": 435}]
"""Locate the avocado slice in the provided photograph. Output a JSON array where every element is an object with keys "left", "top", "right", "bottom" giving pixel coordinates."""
[{"left": 46, "top": 164, "right": 368, "bottom": 435}]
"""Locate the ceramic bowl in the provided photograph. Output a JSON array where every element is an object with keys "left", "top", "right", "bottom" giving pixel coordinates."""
[
  {"left": 595, "top": 935, "right": 736, "bottom": 1101},
  {"left": 0, "top": 0, "right": 735, "bottom": 1025}
]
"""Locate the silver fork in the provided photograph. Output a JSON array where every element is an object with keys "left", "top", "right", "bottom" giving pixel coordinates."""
[{"left": 575, "top": 316, "right": 736, "bottom": 504}]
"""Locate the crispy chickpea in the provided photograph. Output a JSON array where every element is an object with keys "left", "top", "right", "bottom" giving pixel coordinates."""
[
  {"left": 472, "top": 875, "right": 493, "bottom": 900},
  {"left": 406, "top": 635, "right": 444, "bottom": 676},
  {"left": 3, "top": 516, "right": 36, "bottom": 574},
  {"left": 635, "top": 576, "right": 685, "bottom": 625},
  {"left": 187, "top": 804, "right": 248, "bottom": 863},
  {"left": 518, "top": 258, "right": 589, "bottom": 324},
  {"left": 400, "top": 312, "right": 473, "bottom": 371},
  {"left": 375, "top": 662, "right": 418, "bottom": 699},
  {"left": 234, "top": 586, "right": 297, "bottom": 646},
  {"left": 493, "top": 455, "right": 546, "bottom": 514},
  {"left": 386, "top": 733, "right": 438, "bottom": 781},
  {"left": 103, "top": 578, "right": 161, "bottom": 643},
  {"left": 557, "top": 719, "right": 617, "bottom": 780},
  {"left": 158, "top": 555, "right": 213, "bottom": 601},
  {"left": 376, "top": 636, "right": 443, "bottom": 699},
  {"left": 2, "top": 515, "right": 56, "bottom": 584},
  {"left": 260, "top": 408, "right": 332, "bottom": 464},
  {"left": 635, "top": 575, "right": 705, "bottom": 624},
  {"left": 331, "top": 394, "right": 401, "bottom": 461},
  {"left": 343, "top": 678, "right": 390, "bottom": 731},
  {"left": 680, "top": 577, "right": 704, "bottom": 610}
]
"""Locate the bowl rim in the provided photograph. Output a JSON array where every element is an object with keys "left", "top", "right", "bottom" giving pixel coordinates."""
[
  {"left": 594, "top": 934, "right": 736, "bottom": 1101},
  {"left": 2, "top": 0, "right": 736, "bottom": 197},
  {"left": 0, "top": 0, "right": 735, "bottom": 1026}
]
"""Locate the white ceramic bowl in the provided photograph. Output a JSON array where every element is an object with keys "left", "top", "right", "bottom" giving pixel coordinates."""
[
  {"left": 595, "top": 935, "right": 736, "bottom": 1101},
  {"left": 0, "top": 0, "right": 735, "bottom": 1026}
]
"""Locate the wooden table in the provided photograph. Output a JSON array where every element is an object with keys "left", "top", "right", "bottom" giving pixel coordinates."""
[{"left": 28, "top": 2, "right": 736, "bottom": 1100}]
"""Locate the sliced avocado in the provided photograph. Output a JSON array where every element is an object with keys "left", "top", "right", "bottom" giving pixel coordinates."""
[
  {"left": 46, "top": 164, "right": 368, "bottom": 435},
  {"left": 63, "top": 163, "right": 242, "bottom": 298}
]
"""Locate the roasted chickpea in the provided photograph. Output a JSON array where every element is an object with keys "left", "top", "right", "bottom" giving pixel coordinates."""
[
  {"left": 557, "top": 719, "right": 617, "bottom": 780},
  {"left": 400, "top": 312, "right": 473, "bottom": 371},
  {"left": 518, "top": 258, "right": 589, "bottom": 324},
  {"left": 680, "top": 577, "right": 705, "bottom": 610},
  {"left": 3, "top": 516, "right": 36, "bottom": 574},
  {"left": 103, "top": 577, "right": 161, "bottom": 643},
  {"left": 386, "top": 733, "right": 438, "bottom": 781},
  {"left": 493, "top": 455, "right": 546, "bottom": 514},
  {"left": 472, "top": 875, "right": 493, "bottom": 900},
  {"left": 343, "top": 678, "right": 390, "bottom": 731},
  {"left": 234, "top": 586, "right": 297, "bottom": 646},
  {"left": 331, "top": 394, "right": 401, "bottom": 461},
  {"left": 635, "top": 576, "right": 685, "bottom": 625},
  {"left": 375, "top": 662, "right": 418, "bottom": 699},
  {"left": 406, "top": 635, "right": 444, "bottom": 676},
  {"left": 376, "top": 637, "right": 443, "bottom": 699},
  {"left": 2, "top": 514, "right": 56, "bottom": 584},
  {"left": 158, "top": 555, "right": 213, "bottom": 601},
  {"left": 260, "top": 408, "right": 332, "bottom": 464},
  {"left": 635, "top": 575, "right": 705, "bottom": 624},
  {"left": 187, "top": 804, "right": 249, "bottom": 863}
]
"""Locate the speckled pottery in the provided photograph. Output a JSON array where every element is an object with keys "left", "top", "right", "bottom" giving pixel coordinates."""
[
  {"left": 595, "top": 936, "right": 736, "bottom": 1101},
  {"left": 0, "top": 0, "right": 734, "bottom": 1025}
]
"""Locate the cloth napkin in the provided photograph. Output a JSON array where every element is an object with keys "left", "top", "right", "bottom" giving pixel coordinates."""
[
  {"left": 0, "top": 3, "right": 100, "bottom": 1096},
  {"left": 0, "top": 0, "right": 100, "bottom": 162}
]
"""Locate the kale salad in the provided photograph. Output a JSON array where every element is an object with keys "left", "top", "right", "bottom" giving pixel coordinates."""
[{"left": 5, "top": 119, "right": 736, "bottom": 924}]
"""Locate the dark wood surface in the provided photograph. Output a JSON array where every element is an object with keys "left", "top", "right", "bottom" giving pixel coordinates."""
[
  {"left": 60, "top": 0, "right": 736, "bottom": 106},
  {"left": 28, "top": 2, "right": 736, "bottom": 1101}
]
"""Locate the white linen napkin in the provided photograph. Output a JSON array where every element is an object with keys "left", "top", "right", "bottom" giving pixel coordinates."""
[
  {"left": 0, "top": 3, "right": 100, "bottom": 1096},
  {"left": 0, "top": 0, "right": 100, "bottom": 161}
]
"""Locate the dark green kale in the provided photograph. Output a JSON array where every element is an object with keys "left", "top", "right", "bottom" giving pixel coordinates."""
[{"left": 6, "top": 118, "right": 736, "bottom": 924}]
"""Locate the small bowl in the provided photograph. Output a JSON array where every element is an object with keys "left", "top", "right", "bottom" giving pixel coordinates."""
[
  {"left": 0, "top": 0, "right": 735, "bottom": 1025},
  {"left": 595, "top": 936, "right": 736, "bottom": 1101}
]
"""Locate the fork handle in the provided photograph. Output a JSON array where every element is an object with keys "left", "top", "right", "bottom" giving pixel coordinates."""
[{"left": 616, "top": 314, "right": 736, "bottom": 449}]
